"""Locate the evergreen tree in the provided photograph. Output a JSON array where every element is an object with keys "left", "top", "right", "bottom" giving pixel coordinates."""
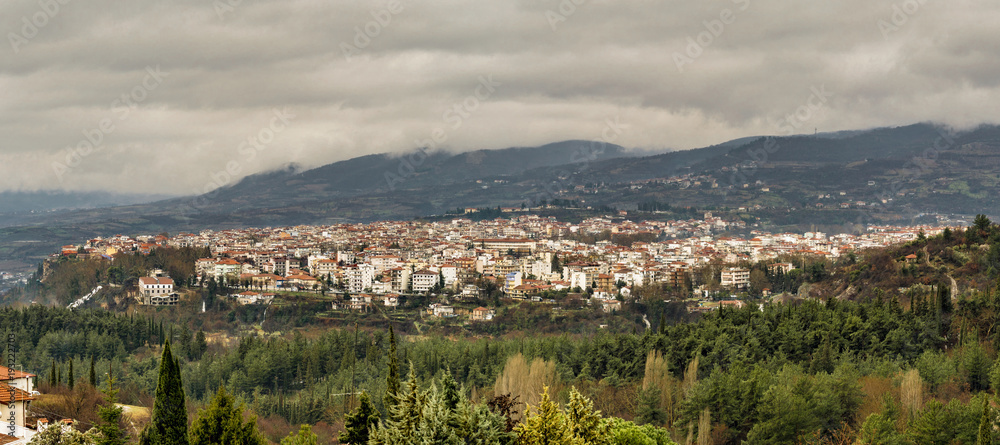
[
  {"left": 193, "top": 331, "right": 208, "bottom": 360},
  {"left": 809, "top": 336, "right": 835, "bottom": 374},
  {"left": 281, "top": 425, "right": 319, "bottom": 445},
  {"left": 635, "top": 387, "right": 667, "bottom": 426},
  {"left": 415, "top": 385, "right": 461, "bottom": 445},
  {"left": 68, "top": 358, "right": 75, "bottom": 390},
  {"left": 140, "top": 341, "right": 189, "bottom": 445},
  {"left": 96, "top": 375, "right": 127, "bottom": 445},
  {"left": 975, "top": 214, "right": 993, "bottom": 234},
  {"left": 385, "top": 325, "right": 400, "bottom": 412},
  {"left": 515, "top": 387, "right": 581, "bottom": 445},
  {"left": 565, "top": 387, "right": 610, "bottom": 445},
  {"left": 906, "top": 400, "right": 949, "bottom": 445},
  {"left": 189, "top": 386, "right": 266, "bottom": 445},
  {"left": 978, "top": 398, "right": 992, "bottom": 445},
  {"left": 340, "top": 392, "right": 380, "bottom": 445},
  {"left": 49, "top": 360, "right": 56, "bottom": 387},
  {"left": 89, "top": 356, "right": 97, "bottom": 387},
  {"left": 371, "top": 366, "right": 427, "bottom": 445},
  {"left": 440, "top": 369, "right": 461, "bottom": 413}
]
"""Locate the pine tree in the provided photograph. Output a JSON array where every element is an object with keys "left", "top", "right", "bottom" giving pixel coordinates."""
[
  {"left": 340, "top": 392, "right": 380, "bottom": 445},
  {"left": 385, "top": 325, "right": 400, "bottom": 412},
  {"left": 189, "top": 386, "right": 266, "bottom": 445},
  {"left": 415, "top": 385, "right": 461, "bottom": 445},
  {"left": 440, "top": 369, "right": 461, "bottom": 413},
  {"left": 49, "top": 360, "right": 56, "bottom": 387},
  {"left": 515, "top": 387, "right": 581, "bottom": 445},
  {"left": 96, "top": 375, "right": 127, "bottom": 445},
  {"left": 371, "top": 366, "right": 427, "bottom": 444},
  {"left": 89, "top": 356, "right": 97, "bottom": 387},
  {"left": 281, "top": 425, "right": 319, "bottom": 445},
  {"left": 140, "top": 340, "right": 189, "bottom": 445},
  {"left": 635, "top": 387, "right": 666, "bottom": 426},
  {"left": 565, "top": 387, "right": 610, "bottom": 445},
  {"left": 809, "top": 336, "right": 834, "bottom": 374}
]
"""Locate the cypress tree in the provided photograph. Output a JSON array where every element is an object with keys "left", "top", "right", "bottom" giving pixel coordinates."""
[
  {"left": 385, "top": 325, "right": 400, "bottom": 412},
  {"left": 978, "top": 398, "right": 992, "bottom": 445},
  {"left": 140, "top": 340, "right": 189, "bottom": 445},
  {"left": 89, "top": 356, "right": 97, "bottom": 387},
  {"left": 49, "top": 360, "right": 56, "bottom": 387},
  {"left": 67, "top": 359, "right": 74, "bottom": 390}
]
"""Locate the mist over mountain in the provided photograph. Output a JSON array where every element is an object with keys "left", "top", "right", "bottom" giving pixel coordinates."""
[{"left": 1, "top": 124, "right": 999, "bottom": 272}]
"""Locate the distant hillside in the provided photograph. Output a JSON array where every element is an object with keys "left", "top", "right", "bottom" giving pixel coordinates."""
[
  {"left": 2, "top": 124, "right": 1000, "bottom": 272},
  {"left": 0, "top": 191, "right": 171, "bottom": 223}
]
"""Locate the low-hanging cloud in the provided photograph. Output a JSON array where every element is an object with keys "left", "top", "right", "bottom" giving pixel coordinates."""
[{"left": 1, "top": 0, "right": 998, "bottom": 195}]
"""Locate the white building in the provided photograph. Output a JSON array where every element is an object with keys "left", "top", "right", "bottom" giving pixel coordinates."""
[
  {"left": 720, "top": 267, "right": 750, "bottom": 289},
  {"left": 412, "top": 269, "right": 439, "bottom": 293},
  {"left": 139, "top": 277, "right": 175, "bottom": 304},
  {"left": 345, "top": 263, "right": 376, "bottom": 293}
]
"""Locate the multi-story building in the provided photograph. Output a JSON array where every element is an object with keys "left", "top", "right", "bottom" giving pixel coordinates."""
[
  {"left": 412, "top": 269, "right": 439, "bottom": 293},
  {"left": 720, "top": 267, "right": 750, "bottom": 289},
  {"left": 313, "top": 259, "right": 339, "bottom": 278},
  {"left": 388, "top": 267, "right": 411, "bottom": 293},
  {"left": 213, "top": 258, "right": 242, "bottom": 279},
  {"left": 473, "top": 238, "right": 536, "bottom": 255},
  {"left": 139, "top": 277, "right": 176, "bottom": 305},
  {"left": 344, "top": 264, "right": 376, "bottom": 293}
]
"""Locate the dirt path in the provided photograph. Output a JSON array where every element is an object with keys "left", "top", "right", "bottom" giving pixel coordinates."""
[{"left": 923, "top": 246, "right": 958, "bottom": 301}]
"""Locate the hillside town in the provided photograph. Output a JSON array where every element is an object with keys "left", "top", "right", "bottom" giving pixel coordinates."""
[{"left": 49, "top": 215, "right": 947, "bottom": 316}]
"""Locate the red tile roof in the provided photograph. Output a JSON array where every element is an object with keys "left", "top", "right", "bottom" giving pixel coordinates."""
[
  {"left": 0, "top": 383, "right": 34, "bottom": 404},
  {"left": 0, "top": 365, "right": 36, "bottom": 380}
]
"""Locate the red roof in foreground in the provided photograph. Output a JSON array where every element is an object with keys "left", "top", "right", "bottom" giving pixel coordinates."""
[
  {"left": 0, "top": 383, "right": 34, "bottom": 404},
  {"left": 0, "top": 365, "right": 36, "bottom": 380}
]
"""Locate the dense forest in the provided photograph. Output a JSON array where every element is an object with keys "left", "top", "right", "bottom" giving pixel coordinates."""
[{"left": 5, "top": 216, "right": 1000, "bottom": 444}]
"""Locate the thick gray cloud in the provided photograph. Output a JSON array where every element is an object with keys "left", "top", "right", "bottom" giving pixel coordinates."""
[{"left": 1, "top": 0, "right": 997, "bottom": 195}]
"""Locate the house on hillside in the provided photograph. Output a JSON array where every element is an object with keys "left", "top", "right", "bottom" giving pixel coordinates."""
[
  {"left": 139, "top": 277, "right": 176, "bottom": 305},
  {"left": 233, "top": 291, "right": 275, "bottom": 305},
  {"left": 471, "top": 306, "right": 494, "bottom": 321},
  {"left": 429, "top": 303, "right": 455, "bottom": 318}
]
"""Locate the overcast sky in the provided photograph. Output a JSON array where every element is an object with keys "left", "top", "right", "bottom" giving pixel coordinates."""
[{"left": 1, "top": 0, "right": 997, "bottom": 196}]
